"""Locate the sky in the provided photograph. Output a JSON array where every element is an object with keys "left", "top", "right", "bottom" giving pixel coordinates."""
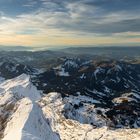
[{"left": 0, "top": 0, "right": 140, "bottom": 49}]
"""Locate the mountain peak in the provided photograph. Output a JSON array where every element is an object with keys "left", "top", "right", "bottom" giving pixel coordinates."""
[
  {"left": 0, "top": 74, "right": 41, "bottom": 101},
  {"left": 0, "top": 74, "right": 60, "bottom": 140}
]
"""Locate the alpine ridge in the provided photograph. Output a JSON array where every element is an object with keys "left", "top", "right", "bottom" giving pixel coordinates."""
[
  {"left": 0, "top": 74, "right": 140, "bottom": 140},
  {"left": 0, "top": 74, "right": 60, "bottom": 140}
]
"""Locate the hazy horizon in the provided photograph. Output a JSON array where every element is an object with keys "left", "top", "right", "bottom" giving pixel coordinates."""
[{"left": 0, "top": 45, "right": 140, "bottom": 52}]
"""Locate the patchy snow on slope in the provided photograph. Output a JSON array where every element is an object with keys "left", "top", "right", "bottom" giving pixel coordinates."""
[
  {"left": 1, "top": 74, "right": 140, "bottom": 140},
  {"left": 64, "top": 59, "right": 79, "bottom": 68},
  {"left": 39, "top": 92, "right": 92, "bottom": 140},
  {"left": 57, "top": 68, "right": 70, "bottom": 77},
  {"left": 94, "top": 67, "right": 105, "bottom": 79},
  {"left": 39, "top": 92, "right": 140, "bottom": 140}
]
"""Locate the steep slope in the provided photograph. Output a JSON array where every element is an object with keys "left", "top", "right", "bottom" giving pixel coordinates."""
[
  {"left": 39, "top": 92, "right": 140, "bottom": 140},
  {"left": 0, "top": 74, "right": 41, "bottom": 101},
  {"left": 0, "top": 74, "right": 60, "bottom": 140},
  {"left": 0, "top": 74, "right": 140, "bottom": 140},
  {"left": 0, "top": 59, "right": 36, "bottom": 79},
  {"left": 34, "top": 58, "right": 140, "bottom": 128},
  {"left": 2, "top": 99, "right": 59, "bottom": 140}
]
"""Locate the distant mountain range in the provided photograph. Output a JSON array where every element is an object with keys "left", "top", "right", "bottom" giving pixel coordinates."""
[
  {"left": 0, "top": 48, "right": 140, "bottom": 139},
  {"left": 0, "top": 46, "right": 32, "bottom": 51}
]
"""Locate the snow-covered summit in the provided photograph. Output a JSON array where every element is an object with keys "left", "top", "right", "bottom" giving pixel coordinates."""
[
  {"left": 0, "top": 74, "right": 60, "bottom": 140},
  {"left": 0, "top": 74, "right": 41, "bottom": 101}
]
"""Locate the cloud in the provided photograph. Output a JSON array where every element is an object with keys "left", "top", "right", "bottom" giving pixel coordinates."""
[
  {"left": 0, "top": 0, "right": 140, "bottom": 46},
  {"left": 1, "top": 0, "right": 140, "bottom": 34},
  {"left": 31, "top": 0, "right": 140, "bottom": 34}
]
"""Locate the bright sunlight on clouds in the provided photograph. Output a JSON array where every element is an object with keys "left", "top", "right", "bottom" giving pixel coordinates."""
[{"left": 0, "top": 0, "right": 140, "bottom": 48}]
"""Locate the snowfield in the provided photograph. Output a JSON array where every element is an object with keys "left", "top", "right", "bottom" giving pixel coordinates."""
[
  {"left": 39, "top": 92, "right": 140, "bottom": 140},
  {"left": 0, "top": 74, "right": 60, "bottom": 140},
  {"left": 0, "top": 74, "right": 140, "bottom": 140}
]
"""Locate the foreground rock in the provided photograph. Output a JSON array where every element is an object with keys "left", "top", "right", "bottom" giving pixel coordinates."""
[
  {"left": 0, "top": 74, "right": 60, "bottom": 140},
  {"left": 39, "top": 92, "right": 140, "bottom": 140}
]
